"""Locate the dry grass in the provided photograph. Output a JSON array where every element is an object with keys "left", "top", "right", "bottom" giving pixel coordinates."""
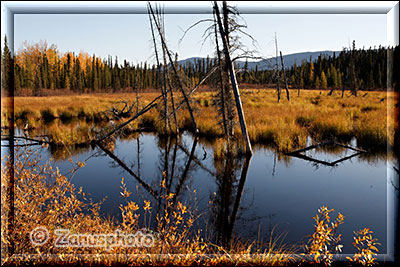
[
  {"left": 1, "top": 147, "right": 296, "bottom": 266},
  {"left": 1, "top": 89, "right": 397, "bottom": 152}
]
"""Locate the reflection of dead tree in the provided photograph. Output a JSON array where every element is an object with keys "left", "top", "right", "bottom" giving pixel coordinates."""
[
  {"left": 171, "top": 137, "right": 198, "bottom": 206},
  {"left": 153, "top": 136, "right": 199, "bottom": 230},
  {"left": 211, "top": 152, "right": 251, "bottom": 247},
  {"left": 177, "top": 142, "right": 216, "bottom": 176},
  {"left": 225, "top": 155, "right": 251, "bottom": 245},
  {"left": 96, "top": 141, "right": 159, "bottom": 199},
  {"left": 137, "top": 135, "right": 142, "bottom": 179},
  {"left": 392, "top": 166, "right": 399, "bottom": 191}
]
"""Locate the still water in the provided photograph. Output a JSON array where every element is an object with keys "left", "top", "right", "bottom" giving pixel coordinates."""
[{"left": 4, "top": 131, "right": 390, "bottom": 254}]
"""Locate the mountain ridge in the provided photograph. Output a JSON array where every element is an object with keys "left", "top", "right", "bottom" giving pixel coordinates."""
[{"left": 178, "top": 50, "right": 340, "bottom": 70}]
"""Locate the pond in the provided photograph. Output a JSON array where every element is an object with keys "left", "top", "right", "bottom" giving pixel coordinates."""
[{"left": 2, "top": 129, "right": 391, "bottom": 254}]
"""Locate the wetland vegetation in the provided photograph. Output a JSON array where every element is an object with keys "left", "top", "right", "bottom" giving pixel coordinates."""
[{"left": 1, "top": 1, "right": 399, "bottom": 266}]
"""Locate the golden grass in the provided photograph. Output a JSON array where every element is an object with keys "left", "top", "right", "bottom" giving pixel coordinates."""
[
  {"left": 1, "top": 89, "right": 397, "bottom": 152},
  {"left": 1, "top": 147, "right": 296, "bottom": 266}
]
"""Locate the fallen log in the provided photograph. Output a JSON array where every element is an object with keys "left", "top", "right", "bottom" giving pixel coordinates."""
[
  {"left": 95, "top": 95, "right": 162, "bottom": 143},
  {"left": 285, "top": 140, "right": 334, "bottom": 155}
]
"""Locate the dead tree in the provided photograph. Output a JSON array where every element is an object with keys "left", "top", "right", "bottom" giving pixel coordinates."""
[
  {"left": 160, "top": 13, "right": 179, "bottom": 134},
  {"left": 214, "top": 1, "right": 252, "bottom": 155},
  {"left": 280, "top": 51, "right": 290, "bottom": 101},
  {"left": 213, "top": 10, "right": 230, "bottom": 140},
  {"left": 109, "top": 99, "right": 136, "bottom": 119},
  {"left": 95, "top": 94, "right": 162, "bottom": 143},
  {"left": 148, "top": 3, "right": 198, "bottom": 134},
  {"left": 275, "top": 33, "right": 281, "bottom": 103},
  {"left": 148, "top": 6, "right": 169, "bottom": 132}
]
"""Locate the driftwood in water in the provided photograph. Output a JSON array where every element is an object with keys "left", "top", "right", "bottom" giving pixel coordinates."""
[
  {"left": 1, "top": 135, "right": 51, "bottom": 145},
  {"left": 288, "top": 150, "right": 363, "bottom": 167},
  {"left": 285, "top": 140, "right": 335, "bottom": 155},
  {"left": 280, "top": 51, "right": 290, "bottom": 101},
  {"left": 286, "top": 139, "right": 367, "bottom": 155},
  {"left": 214, "top": 1, "right": 252, "bottom": 155},
  {"left": 285, "top": 139, "right": 367, "bottom": 166}
]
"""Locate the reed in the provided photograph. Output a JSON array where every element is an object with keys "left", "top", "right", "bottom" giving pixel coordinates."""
[{"left": 1, "top": 89, "right": 396, "bottom": 151}]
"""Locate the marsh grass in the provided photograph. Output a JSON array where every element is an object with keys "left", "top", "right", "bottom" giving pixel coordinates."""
[
  {"left": 1, "top": 89, "right": 396, "bottom": 151},
  {"left": 40, "top": 108, "right": 56, "bottom": 123}
]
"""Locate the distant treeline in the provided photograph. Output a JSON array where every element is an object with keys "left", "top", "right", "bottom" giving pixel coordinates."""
[{"left": 1, "top": 37, "right": 399, "bottom": 96}]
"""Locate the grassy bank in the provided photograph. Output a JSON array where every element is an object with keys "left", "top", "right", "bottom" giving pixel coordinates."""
[
  {"left": 1, "top": 89, "right": 397, "bottom": 151},
  {"left": 1, "top": 148, "right": 296, "bottom": 266},
  {"left": 1, "top": 146, "right": 381, "bottom": 266}
]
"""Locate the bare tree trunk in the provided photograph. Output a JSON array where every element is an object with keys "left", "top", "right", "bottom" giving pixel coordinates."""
[
  {"left": 222, "top": 1, "right": 235, "bottom": 138},
  {"left": 214, "top": 1, "right": 252, "bottom": 155},
  {"left": 148, "top": 3, "right": 198, "bottom": 134},
  {"left": 275, "top": 33, "right": 281, "bottom": 103},
  {"left": 165, "top": 67, "right": 179, "bottom": 134},
  {"left": 159, "top": 9, "right": 179, "bottom": 135},
  {"left": 148, "top": 8, "right": 168, "bottom": 132},
  {"left": 280, "top": 51, "right": 290, "bottom": 101},
  {"left": 213, "top": 11, "right": 229, "bottom": 140}
]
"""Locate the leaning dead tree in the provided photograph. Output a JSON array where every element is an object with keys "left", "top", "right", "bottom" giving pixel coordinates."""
[
  {"left": 214, "top": 1, "right": 252, "bottom": 155},
  {"left": 148, "top": 2, "right": 198, "bottom": 134},
  {"left": 95, "top": 95, "right": 163, "bottom": 143},
  {"left": 95, "top": 3, "right": 204, "bottom": 143},
  {"left": 148, "top": 5, "right": 169, "bottom": 132}
]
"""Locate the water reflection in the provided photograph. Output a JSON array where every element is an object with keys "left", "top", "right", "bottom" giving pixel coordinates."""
[
  {"left": 1, "top": 129, "right": 392, "bottom": 253},
  {"left": 210, "top": 153, "right": 251, "bottom": 246}
]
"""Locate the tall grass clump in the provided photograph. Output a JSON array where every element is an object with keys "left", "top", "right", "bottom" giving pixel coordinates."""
[{"left": 40, "top": 108, "right": 56, "bottom": 123}]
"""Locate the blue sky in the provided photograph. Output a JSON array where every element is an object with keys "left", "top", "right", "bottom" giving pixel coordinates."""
[{"left": 13, "top": 7, "right": 387, "bottom": 64}]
